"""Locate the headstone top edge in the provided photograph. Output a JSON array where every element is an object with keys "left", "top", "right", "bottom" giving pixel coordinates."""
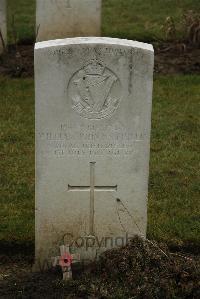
[{"left": 34, "top": 37, "right": 154, "bottom": 52}]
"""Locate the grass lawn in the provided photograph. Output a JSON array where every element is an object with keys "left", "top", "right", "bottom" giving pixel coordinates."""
[
  {"left": 0, "top": 75, "right": 199, "bottom": 250},
  {"left": 7, "top": 0, "right": 36, "bottom": 44},
  {"left": 0, "top": 78, "right": 34, "bottom": 245},
  {"left": 7, "top": 0, "right": 200, "bottom": 43}
]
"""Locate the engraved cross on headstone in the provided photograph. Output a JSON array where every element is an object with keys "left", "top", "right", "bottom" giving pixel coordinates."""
[{"left": 68, "top": 162, "right": 117, "bottom": 235}]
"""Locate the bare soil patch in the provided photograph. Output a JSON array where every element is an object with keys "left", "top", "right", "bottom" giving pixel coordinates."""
[
  {"left": 0, "top": 45, "right": 34, "bottom": 78},
  {"left": 155, "top": 43, "right": 200, "bottom": 74},
  {"left": 0, "top": 43, "right": 199, "bottom": 77},
  {"left": 0, "top": 237, "right": 199, "bottom": 299}
]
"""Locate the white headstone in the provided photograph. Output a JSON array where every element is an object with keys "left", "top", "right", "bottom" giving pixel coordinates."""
[
  {"left": 36, "top": 0, "right": 101, "bottom": 42},
  {"left": 34, "top": 37, "right": 154, "bottom": 268},
  {"left": 0, "top": 0, "right": 7, "bottom": 53}
]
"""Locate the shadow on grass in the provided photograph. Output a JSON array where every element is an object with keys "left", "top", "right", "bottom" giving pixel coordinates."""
[{"left": 0, "top": 240, "right": 34, "bottom": 257}]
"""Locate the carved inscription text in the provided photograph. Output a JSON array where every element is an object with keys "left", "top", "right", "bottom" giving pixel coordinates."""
[{"left": 38, "top": 122, "right": 145, "bottom": 158}]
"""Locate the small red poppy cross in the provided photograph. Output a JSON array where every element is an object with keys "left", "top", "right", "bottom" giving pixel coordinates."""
[{"left": 52, "top": 245, "right": 80, "bottom": 280}]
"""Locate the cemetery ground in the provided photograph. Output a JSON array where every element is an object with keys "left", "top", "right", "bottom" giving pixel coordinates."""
[
  {"left": 0, "top": 73, "right": 199, "bottom": 298},
  {"left": 0, "top": 0, "right": 200, "bottom": 298},
  {"left": 1, "top": 0, "right": 200, "bottom": 76}
]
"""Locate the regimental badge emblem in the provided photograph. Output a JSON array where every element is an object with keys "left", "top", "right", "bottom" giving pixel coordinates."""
[{"left": 68, "top": 61, "right": 122, "bottom": 119}]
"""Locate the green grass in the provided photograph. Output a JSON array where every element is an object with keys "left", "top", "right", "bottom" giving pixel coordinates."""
[
  {"left": 7, "top": 0, "right": 35, "bottom": 44},
  {"left": 0, "top": 77, "right": 34, "bottom": 243},
  {"left": 7, "top": 0, "right": 200, "bottom": 43},
  {"left": 0, "top": 75, "right": 199, "bottom": 249},
  {"left": 148, "top": 75, "right": 200, "bottom": 248},
  {"left": 102, "top": 0, "right": 200, "bottom": 41}
]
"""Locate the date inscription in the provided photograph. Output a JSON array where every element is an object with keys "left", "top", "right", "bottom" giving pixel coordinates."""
[{"left": 38, "top": 122, "right": 145, "bottom": 158}]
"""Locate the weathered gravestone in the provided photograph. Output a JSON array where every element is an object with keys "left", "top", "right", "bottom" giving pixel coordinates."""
[
  {"left": 36, "top": 0, "right": 101, "bottom": 42},
  {"left": 35, "top": 37, "right": 154, "bottom": 268},
  {"left": 0, "top": 0, "right": 7, "bottom": 53}
]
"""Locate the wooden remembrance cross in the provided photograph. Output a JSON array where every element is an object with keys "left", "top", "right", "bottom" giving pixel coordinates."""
[{"left": 68, "top": 162, "right": 118, "bottom": 235}]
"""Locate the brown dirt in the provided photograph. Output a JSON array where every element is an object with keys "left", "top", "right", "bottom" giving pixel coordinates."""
[
  {"left": 0, "top": 43, "right": 199, "bottom": 77},
  {"left": 154, "top": 43, "right": 200, "bottom": 75},
  {"left": 0, "top": 237, "right": 199, "bottom": 299},
  {"left": 0, "top": 45, "right": 34, "bottom": 78}
]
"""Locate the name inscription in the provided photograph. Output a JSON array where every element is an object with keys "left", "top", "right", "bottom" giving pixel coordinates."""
[{"left": 38, "top": 122, "right": 146, "bottom": 158}]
